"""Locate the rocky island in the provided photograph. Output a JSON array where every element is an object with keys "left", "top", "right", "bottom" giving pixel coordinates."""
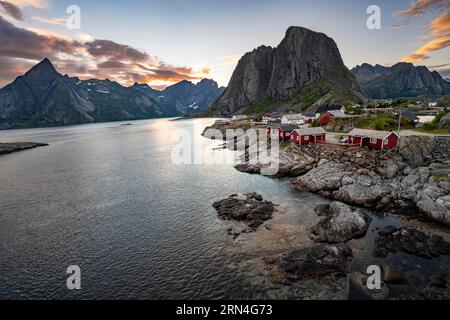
[{"left": 0, "top": 142, "right": 48, "bottom": 155}]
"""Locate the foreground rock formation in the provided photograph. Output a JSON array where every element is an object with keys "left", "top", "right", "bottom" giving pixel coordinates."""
[
  {"left": 373, "top": 226, "right": 450, "bottom": 259},
  {"left": 212, "top": 193, "right": 276, "bottom": 230},
  {"left": 310, "top": 202, "right": 372, "bottom": 243},
  {"left": 266, "top": 244, "right": 353, "bottom": 283},
  {"left": 289, "top": 137, "right": 450, "bottom": 225}
]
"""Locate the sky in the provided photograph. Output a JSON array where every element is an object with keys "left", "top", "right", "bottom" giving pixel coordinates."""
[{"left": 0, "top": 0, "right": 449, "bottom": 89}]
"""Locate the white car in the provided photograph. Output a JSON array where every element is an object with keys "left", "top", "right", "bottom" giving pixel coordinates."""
[{"left": 339, "top": 136, "right": 349, "bottom": 144}]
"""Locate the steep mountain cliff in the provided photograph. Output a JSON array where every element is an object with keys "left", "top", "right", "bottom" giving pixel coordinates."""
[
  {"left": 0, "top": 59, "right": 224, "bottom": 129},
  {"left": 210, "top": 26, "right": 366, "bottom": 116},
  {"left": 351, "top": 63, "right": 450, "bottom": 99}
]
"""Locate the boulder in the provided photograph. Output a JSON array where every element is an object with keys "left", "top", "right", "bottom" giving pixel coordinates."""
[
  {"left": 276, "top": 244, "right": 353, "bottom": 282},
  {"left": 373, "top": 226, "right": 450, "bottom": 259},
  {"left": 212, "top": 193, "right": 276, "bottom": 230},
  {"left": 310, "top": 202, "right": 372, "bottom": 243}
]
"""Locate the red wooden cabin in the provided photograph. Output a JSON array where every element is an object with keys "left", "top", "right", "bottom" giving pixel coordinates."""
[
  {"left": 290, "top": 128, "right": 326, "bottom": 144},
  {"left": 267, "top": 124, "right": 299, "bottom": 140},
  {"left": 348, "top": 129, "right": 400, "bottom": 150},
  {"left": 319, "top": 110, "right": 352, "bottom": 126}
]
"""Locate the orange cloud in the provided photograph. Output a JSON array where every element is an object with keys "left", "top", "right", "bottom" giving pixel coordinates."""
[
  {"left": 217, "top": 54, "right": 242, "bottom": 66},
  {"left": 430, "top": 11, "right": 450, "bottom": 35},
  {"left": 403, "top": 53, "right": 430, "bottom": 62},
  {"left": 32, "top": 16, "right": 67, "bottom": 26},
  {"left": 396, "top": 0, "right": 448, "bottom": 18},
  {"left": 402, "top": 12, "right": 450, "bottom": 62}
]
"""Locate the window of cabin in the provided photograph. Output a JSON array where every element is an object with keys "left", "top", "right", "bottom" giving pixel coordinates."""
[
  {"left": 370, "top": 137, "right": 377, "bottom": 144},
  {"left": 304, "top": 136, "right": 310, "bottom": 141},
  {"left": 383, "top": 138, "right": 389, "bottom": 145}
]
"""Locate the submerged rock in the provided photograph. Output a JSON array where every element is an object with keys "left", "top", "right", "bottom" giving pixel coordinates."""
[
  {"left": 212, "top": 193, "right": 276, "bottom": 230},
  {"left": 310, "top": 202, "right": 372, "bottom": 243},
  {"left": 373, "top": 226, "right": 450, "bottom": 259},
  {"left": 420, "top": 274, "right": 450, "bottom": 300},
  {"left": 272, "top": 244, "right": 353, "bottom": 283}
]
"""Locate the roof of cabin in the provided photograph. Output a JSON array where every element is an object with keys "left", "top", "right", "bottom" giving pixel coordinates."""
[
  {"left": 325, "top": 110, "right": 352, "bottom": 118},
  {"left": 282, "top": 114, "right": 304, "bottom": 120},
  {"left": 269, "top": 124, "right": 300, "bottom": 132},
  {"left": 293, "top": 127, "right": 326, "bottom": 135},
  {"left": 348, "top": 128, "right": 399, "bottom": 140}
]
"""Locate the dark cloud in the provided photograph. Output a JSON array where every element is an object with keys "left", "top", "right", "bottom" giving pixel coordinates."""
[
  {"left": 0, "top": 15, "right": 82, "bottom": 61},
  {"left": 85, "top": 40, "right": 149, "bottom": 63},
  {"left": 0, "top": 1, "right": 24, "bottom": 21},
  {"left": 97, "top": 60, "right": 129, "bottom": 69},
  {"left": 429, "top": 63, "right": 449, "bottom": 69},
  {"left": 0, "top": 15, "right": 207, "bottom": 88}
]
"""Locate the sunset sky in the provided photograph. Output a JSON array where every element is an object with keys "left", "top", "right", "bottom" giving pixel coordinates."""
[{"left": 0, "top": 0, "right": 449, "bottom": 89}]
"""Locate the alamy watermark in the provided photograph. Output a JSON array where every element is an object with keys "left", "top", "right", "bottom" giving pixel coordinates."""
[
  {"left": 366, "top": 265, "right": 382, "bottom": 290},
  {"left": 367, "top": 5, "right": 381, "bottom": 30},
  {"left": 66, "top": 5, "right": 81, "bottom": 30},
  {"left": 66, "top": 265, "right": 81, "bottom": 290},
  {"left": 171, "top": 128, "right": 280, "bottom": 176}
]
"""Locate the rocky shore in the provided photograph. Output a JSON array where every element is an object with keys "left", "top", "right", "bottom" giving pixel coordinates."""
[
  {"left": 225, "top": 135, "right": 449, "bottom": 226},
  {"left": 0, "top": 142, "right": 49, "bottom": 155},
  {"left": 205, "top": 125, "right": 450, "bottom": 299}
]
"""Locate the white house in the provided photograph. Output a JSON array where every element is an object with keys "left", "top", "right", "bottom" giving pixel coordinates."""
[
  {"left": 231, "top": 115, "right": 248, "bottom": 121},
  {"left": 281, "top": 114, "right": 305, "bottom": 125}
]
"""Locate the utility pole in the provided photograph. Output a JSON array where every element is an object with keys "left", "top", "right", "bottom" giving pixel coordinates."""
[{"left": 396, "top": 109, "right": 402, "bottom": 153}]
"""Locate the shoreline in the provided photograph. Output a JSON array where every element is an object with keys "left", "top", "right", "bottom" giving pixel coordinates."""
[{"left": 0, "top": 142, "right": 49, "bottom": 155}]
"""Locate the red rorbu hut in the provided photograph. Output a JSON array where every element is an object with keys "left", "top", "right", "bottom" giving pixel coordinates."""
[
  {"left": 290, "top": 127, "right": 326, "bottom": 144},
  {"left": 348, "top": 129, "right": 400, "bottom": 150},
  {"left": 267, "top": 124, "right": 299, "bottom": 140},
  {"left": 319, "top": 110, "right": 353, "bottom": 126}
]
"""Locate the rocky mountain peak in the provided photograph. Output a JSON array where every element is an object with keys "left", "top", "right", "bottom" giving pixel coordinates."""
[
  {"left": 211, "top": 26, "right": 366, "bottom": 115},
  {"left": 25, "top": 58, "right": 59, "bottom": 78}
]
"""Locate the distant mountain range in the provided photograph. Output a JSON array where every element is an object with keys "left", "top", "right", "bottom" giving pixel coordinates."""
[
  {"left": 351, "top": 63, "right": 450, "bottom": 99},
  {"left": 0, "top": 59, "right": 224, "bottom": 129},
  {"left": 209, "top": 26, "right": 367, "bottom": 116}
]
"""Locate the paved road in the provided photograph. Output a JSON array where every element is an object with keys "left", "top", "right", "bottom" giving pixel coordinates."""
[{"left": 399, "top": 130, "right": 450, "bottom": 137}]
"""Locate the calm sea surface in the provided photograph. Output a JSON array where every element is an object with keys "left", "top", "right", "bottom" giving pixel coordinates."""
[{"left": 0, "top": 118, "right": 327, "bottom": 299}]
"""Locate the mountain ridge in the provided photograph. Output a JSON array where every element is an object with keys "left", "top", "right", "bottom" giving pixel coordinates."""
[
  {"left": 0, "top": 59, "right": 224, "bottom": 129},
  {"left": 351, "top": 62, "right": 450, "bottom": 99}
]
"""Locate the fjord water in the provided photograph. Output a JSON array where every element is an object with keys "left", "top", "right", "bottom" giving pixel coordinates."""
[{"left": 0, "top": 118, "right": 323, "bottom": 299}]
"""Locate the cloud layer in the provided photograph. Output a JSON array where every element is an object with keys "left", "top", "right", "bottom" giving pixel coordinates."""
[
  {"left": 0, "top": 14, "right": 209, "bottom": 88},
  {"left": 398, "top": 1, "right": 450, "bottom": 62}
]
